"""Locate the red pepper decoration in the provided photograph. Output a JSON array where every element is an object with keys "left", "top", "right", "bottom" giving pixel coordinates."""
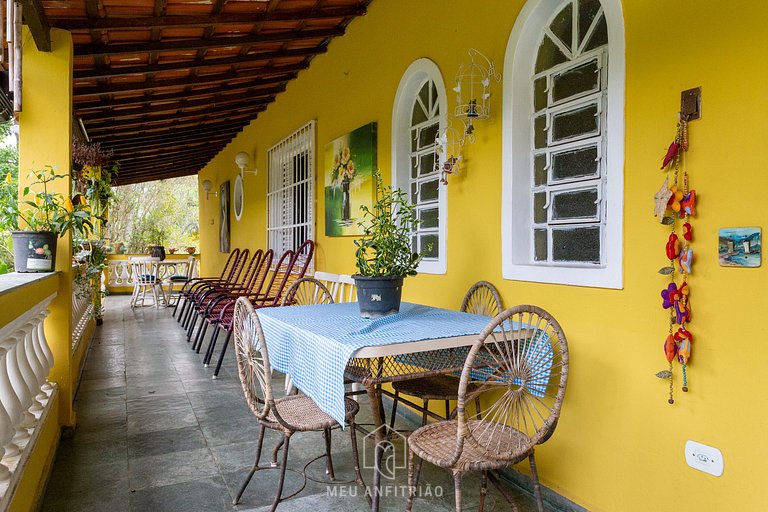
[
  {"left": 664, "top": 334, "right": 677, "bottom": 362},
  {"left": 682, "top": 222, "right": 693, "bottom": 241},
  {"left": 661, "top": 142, "right": 680, "bottom": 169},
  {"left": 666, "top": 233, "right": 681, "bottom": 260}
]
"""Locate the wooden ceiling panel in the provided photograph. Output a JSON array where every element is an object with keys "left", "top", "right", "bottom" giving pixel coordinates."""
[{"left": 35, "top": 0, "right": 371, "bottom": 183}]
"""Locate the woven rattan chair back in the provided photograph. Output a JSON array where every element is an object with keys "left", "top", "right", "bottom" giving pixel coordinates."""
[
  {"left": 455, "top": 304, "right": 569, "bottom": 463},
  {"left": 460, "top": 281, "right": 503, "bottom": 316},
  {"left": 237, "top": 249, "right": 265, "bottom": 290},
  {"left": 281, "top": 277, "right": 334, "bottom": 307},
  {"left": 220, "top": 248, "right": 242, "bottom": 282},
  {"left": 233, "top": 297, "right": 274, "bottom": 421},
  {"left": 227, "top": 248, "right": 251, "bottom": 286}
]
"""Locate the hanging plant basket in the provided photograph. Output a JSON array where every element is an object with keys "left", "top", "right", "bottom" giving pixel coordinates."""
[{"left": 11, "top": 231, "right": 57, "bottom": 272}]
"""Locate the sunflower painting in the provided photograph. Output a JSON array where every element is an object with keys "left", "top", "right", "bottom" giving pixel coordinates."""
[{"left": 324, "top": 122, "right": 377, "bottom": 236}]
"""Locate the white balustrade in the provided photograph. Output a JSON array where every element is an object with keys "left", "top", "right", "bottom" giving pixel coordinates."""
[
  {"left": 0, "top": 294, "right": 56, "bottom": 503},
  {"left": 71, "top": 264, "right": 94, "bottom": 352}
]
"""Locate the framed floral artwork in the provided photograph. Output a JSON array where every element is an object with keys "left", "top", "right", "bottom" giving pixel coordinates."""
[{"left": 324, "top": 122, "right": 377, "bottom": 236}]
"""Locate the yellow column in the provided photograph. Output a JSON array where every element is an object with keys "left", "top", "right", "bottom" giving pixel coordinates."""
[{"left": 17, "top": 28, "right": 76, "bottom": 426}]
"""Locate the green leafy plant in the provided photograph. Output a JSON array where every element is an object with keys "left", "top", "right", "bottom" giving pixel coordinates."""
[
  {"left": 354, "top": 170, "right": 422, "bottom": 277},
  {"left": 0, "top": 166, "right": 93, "bottom": 237}
]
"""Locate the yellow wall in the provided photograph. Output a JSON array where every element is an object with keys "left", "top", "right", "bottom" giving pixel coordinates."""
[{"left": 198, "top": 1, "right": 768, "bottom": 510}]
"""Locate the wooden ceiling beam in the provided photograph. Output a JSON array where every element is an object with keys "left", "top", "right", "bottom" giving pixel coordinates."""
[
  {"left": 20, "top": 0, "right": 52, "bottom": 52},
  {"left": 73, "top": 69, "right": 299, "bottom": 98},
  {"left": 73, "top": 46, "right": 325, "bottom": 80},
  {"left": 79, "top": 93, "right": 275, "bottom": 122},
  {"left": 84, "top": 103, "right": 266, "bottom": 130},
  {"left": 74, "top": 27, "right": 344, "bottom": 57},
  {"left": 117, "top": 169, "right": 200, "bottom": 186},
  {"left": 92, "top": 122, "right": 245, "bottom": 145},
  {"left": 120, "top": 150, "right": 219, "bottom": 166},
  {"left": 88, "top": 118, "right": 249, "bottom": 138},
  {"left": 120, "top": 160, "right": 213, "bottom": 178},
  {"left": 74, "top": 83, "right": 285, "bottom": 111},
  {"left": 112, "top": 138, "right": 230, "bottom": 157},
  {"left": 51, "top": 6, "right": 366, "bottom": 31},
  {"left": 104, "top": 132, "right": 235, "bottom": 152}
]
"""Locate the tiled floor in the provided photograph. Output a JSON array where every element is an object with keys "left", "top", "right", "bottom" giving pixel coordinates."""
[{"left": 41, "top": 295, "right": 550, "bottom": 512}]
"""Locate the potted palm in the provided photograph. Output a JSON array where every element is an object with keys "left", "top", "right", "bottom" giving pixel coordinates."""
[
  {"left": 353, "top": 171, "right": 422, "bottom": 318},
  {"left": 0, "top": 166, "right": 94, "bottom": 272}
]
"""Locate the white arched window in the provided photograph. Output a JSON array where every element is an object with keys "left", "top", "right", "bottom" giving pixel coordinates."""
[
  {"left": 502, "top": 0, "right": 624, "bottom": 288},
  {"left": 392, "top": 59, "right": 448, "bottom": 274}
]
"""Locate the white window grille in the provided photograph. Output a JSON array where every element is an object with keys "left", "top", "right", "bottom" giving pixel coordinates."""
[
  {"left": 392, "top": 59, "right": 448, "bottom": 274},
  {"left": 502, "top": 0, "right": 624, "bottom": 288},
  {"left": 267, "top": 121, "right": 315, "bottom": 260}
]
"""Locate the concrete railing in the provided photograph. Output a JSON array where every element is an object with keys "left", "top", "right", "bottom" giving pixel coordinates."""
[
  {"left": 71, "top": 264, "right": 93, "bottom": 352},
  {"left": 0, "top": 292, "right": 56, "bottom": 508}
]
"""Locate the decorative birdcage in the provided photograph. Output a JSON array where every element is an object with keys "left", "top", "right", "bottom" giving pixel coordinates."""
[
  {"left": 434, "top": 122, "right": 465, "bottom": 184},
  {"left": 453, "top": 49, "right": 501, "bottom": 138}
]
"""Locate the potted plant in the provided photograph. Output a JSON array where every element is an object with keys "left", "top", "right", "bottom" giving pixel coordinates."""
[
  {"left": 353, "top": 171, "right": 422, "bottom": 318},
  {"left": 0, "top": 166, "right": 94, "bottom": 272}
]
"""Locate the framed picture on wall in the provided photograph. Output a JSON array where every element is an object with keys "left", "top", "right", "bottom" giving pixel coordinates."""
[
  {"left": 219, "top": 180, "right": 230, "bottom": 253},
  {"left": 324, "top": 122, "right": 377, "bottom": 236}
]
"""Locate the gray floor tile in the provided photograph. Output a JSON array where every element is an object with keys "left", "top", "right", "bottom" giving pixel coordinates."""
[
  {"left": 129, "top": 447, "right": 219, "bottom": 490},
  {"left": 130, "top": 475, "right": 232, "bottom": 512},
  {"left": 128, "top": 425, "right": 207, "bottom": 459}
]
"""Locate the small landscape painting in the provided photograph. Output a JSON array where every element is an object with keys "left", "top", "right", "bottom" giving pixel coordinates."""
[
  {"left": 718, "top": 227, "right": 761, "bottom": 267},
  {"left": 324, "top": 122, "right": 377, "bottom": 236}
]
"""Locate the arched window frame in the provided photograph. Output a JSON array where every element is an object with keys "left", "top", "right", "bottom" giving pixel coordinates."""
[
  {"left": 392, "top": 58, "right": 448, "bottom": 275},
  {"left": 502, "top": 0, "right": 625, "bottom": 289}
]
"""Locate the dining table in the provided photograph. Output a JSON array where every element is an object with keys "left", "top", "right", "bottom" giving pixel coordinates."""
[{"left": 255, "top": 301, "right": 495, "bottom": 511}]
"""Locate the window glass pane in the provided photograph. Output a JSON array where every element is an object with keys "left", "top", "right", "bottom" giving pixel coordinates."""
[
  {"left": 420, "top": 208, "right": 439, "bottom": 229},
  {"left": 534, "top": 77, "right": 548, "bottom": 112},
  {"left": 418, "top": 82, "right": 430, "bottom": 112},
  {"left": 419, "top": 153, "right": 435, "bottom": 177},
  {"left": 411, "top": 235, "right": 417, "bottom": 253},
  {"left": 552, "top": 103, "right": 598, "bottom": 142},
  {"left": 419, "top": 179, "right": 439, "bottom": 203},
  {"left": 552, "top": 226, "right": 600, "bottom": 263},
  {"left": 551, "top": 189, "right": 598, "bottom": 220},
  {"left": 418, "top": 122, "right": 439, "bottom": 149},
  {"left": 535, "top": 35, "right": 568, "bottom": 73},
  {"left": 534, "top": 115, "right": 547, "bottom": 149},
  {"left": 552, "top": 60, "right": 599, "bottom": 103},
  {"left": 411, "top": 101, "right": 428, "bottom": 125},
  {"left": 552, "top": 146, "right": 598, "bottom": 181},
  {"left": 411, "top": 156, "right": 418, "bottom": 179},
  {"left": 578, "top": 0, "right": 602, "bottom": 48},
  {"left": 584, "top": 15, "right": 608, "bottom": 52},
  {"left": 420, "top": 234, "right": 439, "bottom": 258},
  {"left": 549, "top": 2, "right": 573, "bottom": 51},
  {"left": 534, "top": 229, "right": 548, "bottom": 261},
  {"left": 533, "top": 192, "right": 547, "bottom": 224},
  {"left": 534, "top": 154, "right": 547, "bottom": 186}
]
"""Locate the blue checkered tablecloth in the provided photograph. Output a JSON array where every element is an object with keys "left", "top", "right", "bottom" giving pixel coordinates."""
[{"left": 255, "top": 302, "right": 494, "bottom": 426}]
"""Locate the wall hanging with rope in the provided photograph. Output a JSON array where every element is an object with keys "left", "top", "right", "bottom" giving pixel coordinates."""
[{"left": 654, "top": 110, "right": 697, "bottom": 404}]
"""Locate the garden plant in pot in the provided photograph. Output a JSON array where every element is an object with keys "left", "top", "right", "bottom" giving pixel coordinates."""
[
  {"left": 353, "top": 172, "right": 422, "bottom": 318},
  {"left": 0, "top": 166, "right": 93, "bottom": 272}
]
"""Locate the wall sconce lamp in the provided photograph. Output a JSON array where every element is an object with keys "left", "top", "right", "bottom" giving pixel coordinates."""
[
  {"left": 201, "top": 179, "right": 217, "bottom": 200},
  {"left": 235, "top": 151, "right": 258, "bottom": 177}
]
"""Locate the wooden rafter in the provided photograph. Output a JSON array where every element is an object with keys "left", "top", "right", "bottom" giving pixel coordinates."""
[
  {"left": 20, "top": 0, "right": 51, "bottom": 51},
  {"left": 84, "top": 103, "right": 266, "bottom": 130}
]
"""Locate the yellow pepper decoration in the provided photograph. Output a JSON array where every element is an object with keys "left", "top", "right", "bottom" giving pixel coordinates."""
[
  {"left": 79, "top": 195, "right": 87, "bottom": 206},
  {"left": 65, "top": 197, "right": 74, "bottom": 212}
]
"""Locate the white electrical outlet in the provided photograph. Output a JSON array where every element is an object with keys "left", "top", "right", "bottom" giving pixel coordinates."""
[{"left": 685, "top": 440, "right": 724, "bottom": 477}]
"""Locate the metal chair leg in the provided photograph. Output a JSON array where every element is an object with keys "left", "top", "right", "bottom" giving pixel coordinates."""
[
  {"left": 389, "top": 390, "right": 400, "bottom": 431},
  {"left": 479, "top": 470, "right": 488, "bottom": 512},
  {"left": 193, "top": 321, "right": 208, "bottom": 353},
  {"left": 270, "top": 434, "right": 291, "bottom": 512},
  {"left": 444, "top": 399, "right": 450, "bottom": 420},
  {"left": 323, "top": 428, "right": 335, "bottom": 480},
  {"left": 405, "top": 448, "right": 416, "bottom": 512},
  {"left": 421, "top": 399, "right": 430, "bottom": 426},
  {"left": 348, "top": 420, "right": 369, "bottom": 504},
  {"left": 233, "top": 424, "right": 266, "bottom": 505},
  {"left": 212, "top": 330, "right": 232, "bottom": 378},
  {"left": 203, "top": 327, "right": 221, "bottom": 366},
  {"left": 529, "top": 453, "right": 545, "bottom": 512}
]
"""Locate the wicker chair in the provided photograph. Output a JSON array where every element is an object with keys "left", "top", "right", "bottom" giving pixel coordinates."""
[
  {"left": 389, "top": 281, "right": 503, "bottom": 428},
  {"left": 405, "top": 304, "right": 568, "bottom": 512},
  {"left": 231, "top": 297, "right": 367, "bottom": 511}
]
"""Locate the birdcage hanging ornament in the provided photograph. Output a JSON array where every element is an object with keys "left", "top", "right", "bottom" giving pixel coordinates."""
[
  {"left": 434, "top": 121, "right": 465, "bottom": 184},
  {"left": 453, "top": 48, "right": 501, "bottom": 140}
]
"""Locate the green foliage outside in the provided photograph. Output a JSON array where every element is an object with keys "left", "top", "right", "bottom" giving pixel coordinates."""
[
  {"left": 0, "top": 122, "right": 18, "bottom": 274},
  {"left": 106, "top": 176, "right": 199, "bottom": 254}
]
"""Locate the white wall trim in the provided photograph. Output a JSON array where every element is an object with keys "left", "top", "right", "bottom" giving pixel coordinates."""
[
  {"left": 392, "top": 58, "right": 448, "bottom": 275},
  {"left": 501, "top": 0, "right": 625, "bottom": 289}
]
